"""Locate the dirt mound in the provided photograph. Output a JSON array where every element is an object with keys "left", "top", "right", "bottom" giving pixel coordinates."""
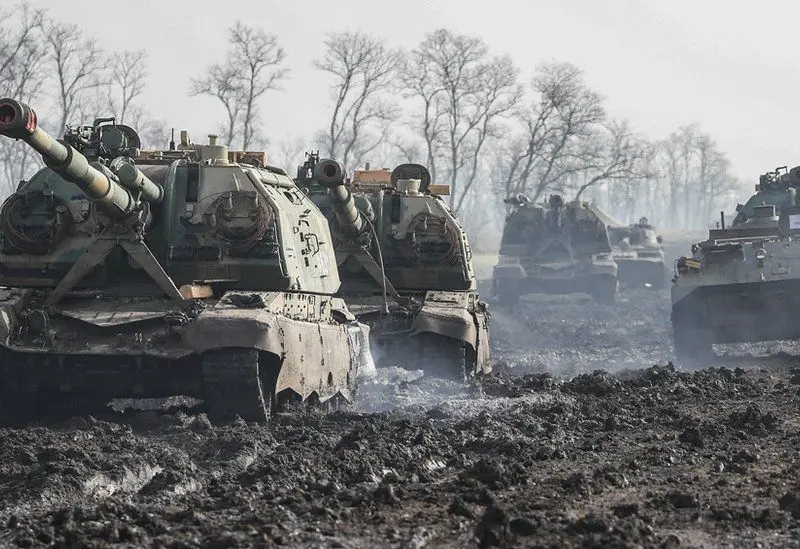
[{"left": 2, "top": 279, "right": 800, "bottom": 547}]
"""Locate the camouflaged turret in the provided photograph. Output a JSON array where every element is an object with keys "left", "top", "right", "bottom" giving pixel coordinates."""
[
  {"left": 295, "top": 153, "right": 490, "bottom": 380},
  {"left": 0, "top": 98, "right": 373, "bottom": 424},
  {"left": 492, "top": 194, "right": 618, "bottom": 304}
]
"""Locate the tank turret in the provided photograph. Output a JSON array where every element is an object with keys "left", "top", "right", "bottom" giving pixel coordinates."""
[{"left": 0, "top": 99, "right": 373, "bottom": 425}]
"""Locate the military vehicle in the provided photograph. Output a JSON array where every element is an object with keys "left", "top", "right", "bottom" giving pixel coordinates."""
[
  {"left": 0, "top": 98, "right": 372, "bottom": 424},
  {"left": 492, "top": 194, "right": 618, "bottom": 304},
  {"left": 295, "top": 153, "right": 490, "bottom": 380},
  {"left": 732, "top": 165, "right": 797, "bottom": 226},
  {"left": 608, "top": 217, "right": 667, "bottom": 288},
  {"left": 671, "top": 165, "right": 800, "bottom": 359}
]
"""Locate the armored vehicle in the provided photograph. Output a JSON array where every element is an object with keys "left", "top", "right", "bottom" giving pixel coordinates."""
[
  {"left": 732, "top": 165, "right": 797, "bottom": 226},
  {"left": 608, "top": 217, "right": 667, "bottom": 288},
  {"left": 0, "top": 98, "right": 372, "bottom": 424},
  {"left": 671, "top": 165, "right": 800, "bottom": 359},
  {"left": 492, "top": 194, "right": 618, "bottom": 304},
  {"left": 295, "top": 154, "right": 490, "bottom": 380}
]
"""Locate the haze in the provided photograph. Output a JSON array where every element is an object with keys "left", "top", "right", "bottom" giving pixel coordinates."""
[{"left": 37, "top": 0, "right": 800, "bottom": 182}]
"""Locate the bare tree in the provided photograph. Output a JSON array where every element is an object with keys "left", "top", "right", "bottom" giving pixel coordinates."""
[
  {"left": 600, "top": 140, "right": 659, "bottom": 222},
  {"left": 272, "top": 136, "right": 308, "bottom": 174},
  {"left": 231, "top": 22, "right": 287, "bottom": 149},
  {"left": 571, "top": 120, "right": 651, "bottom": 199},
  {"left": 498, "top": 62, "right": 606, "bottom": 205},
  {"left": 694, "top": 134, "right": 731, "bottom": 226},
  {"left": 401, "top": 44, "right": 446, "bottom": 184},
  {"left": 0, "top": 4, "right": 46, "bottom": 98},
  {"left": 657, "top": 125, "right": 697, "bottom": 227},
  {"left": 0, "top": 4, "right": 47, "bottom": 197},
  {"left": 190, "top": 64, "right": 241, "bottom": 146},
  {"left": 405, "top": 29, "right": 522, "bottom": 210},
  {"left": 315, "top": 31, "right": 402, "bottom": 170},
  {"left": 633, "top": 124, "right": 740, "bottom": 229},
  {"left": 678, "top": 125, "right": 698, "bottom": 227},
  {"left": 45, "top": 21, "right": 108, "bottom": 134},
  {"left": 136, "top": 117, "right": 169, "bottom": 150},
  {"left": 392, "top": 136, "right": 425, "bottom": 164},
  {"left": 108, "top": 49, "right": 147, "bottom": 124},
  {"left": 191, "top": 21, "right": 287, "bottom": 149}
]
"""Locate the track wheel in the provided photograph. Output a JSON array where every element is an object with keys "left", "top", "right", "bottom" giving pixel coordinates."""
[
  {"left": 201, "top": 348, "right": 278, "bottom": 422},
  {"left": 419, "top": 333, "right": 467, "bottom": 381}
]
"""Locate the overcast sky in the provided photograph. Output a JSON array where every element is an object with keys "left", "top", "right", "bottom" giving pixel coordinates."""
[{"left": 38, "top": 0, "right": 800, "bottom": 182}]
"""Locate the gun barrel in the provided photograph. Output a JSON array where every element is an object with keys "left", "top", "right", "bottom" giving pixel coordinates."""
[
  {"left": 0, "top": 98, "right": 156, "bottom": 219},
  {"left": 314, "top": 158, "right": 364, "bottom": 236}
]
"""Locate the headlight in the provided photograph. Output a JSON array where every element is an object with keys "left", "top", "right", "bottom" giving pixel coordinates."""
[{"left": 755, "top": 248, "right": 767, "bottom": 261}]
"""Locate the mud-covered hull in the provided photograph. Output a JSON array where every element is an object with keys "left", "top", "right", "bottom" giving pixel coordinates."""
[
  {"left": 0, "top": 289, "right": 370, "bottom": 423},
  {"left": 671, "top": 234, "right": 800, "bottom": 357},
  {"left": 343, "top": 290, "right": 491, "bottom": 379},
  {"left": 671, "top": 280, "right": 800, "bottom": 345}
]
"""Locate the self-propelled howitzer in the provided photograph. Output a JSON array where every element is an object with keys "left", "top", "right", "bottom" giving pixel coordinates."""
[
  {"left": 0, "top": 98, "right": 373, "bottom": 424},
  {"left": 297, "top": 155, "right": 490, "bottom": 380},
  {"left": 492, "top": 194, "right": 619, "bottom": 304}
]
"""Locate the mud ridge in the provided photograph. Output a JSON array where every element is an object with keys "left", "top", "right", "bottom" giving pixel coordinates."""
[{"left": 3, "top": 281, "right": 800, "bottom": 547}]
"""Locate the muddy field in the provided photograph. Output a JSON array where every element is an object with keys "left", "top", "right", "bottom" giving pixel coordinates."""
[{"left": 3, "top": 235, "right": 800, "bottom": 548}]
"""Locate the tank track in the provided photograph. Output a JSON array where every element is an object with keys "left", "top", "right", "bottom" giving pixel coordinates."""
[
  {"left": 420, "top": 333, "right": 468, "bottom": 381},
  {"left": 0, "top": 348, "right": 196, "bottom": 426},
  {"left": 200, "top": 348, "right": 273, "bottom": 422},
  {"left": 0, "top": 386, "right": 110, "bottom": 427}
]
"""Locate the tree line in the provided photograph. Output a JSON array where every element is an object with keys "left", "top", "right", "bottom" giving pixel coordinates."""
[{"left": 0, "top": 3, "right": 745, "bottom": 242}]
